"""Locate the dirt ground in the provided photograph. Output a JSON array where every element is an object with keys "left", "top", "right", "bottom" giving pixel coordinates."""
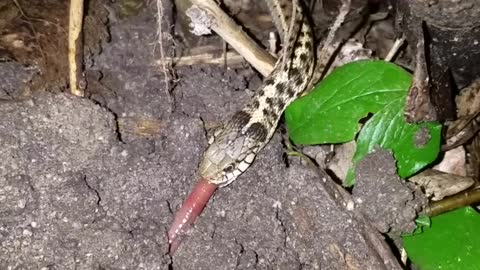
[{"left": 0, "top": 1, "right": 429, "bottom": 269}]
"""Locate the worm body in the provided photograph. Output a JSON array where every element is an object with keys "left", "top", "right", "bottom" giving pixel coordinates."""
[{"left": 168, "top": 179, "right": 218, "bottom": 254}]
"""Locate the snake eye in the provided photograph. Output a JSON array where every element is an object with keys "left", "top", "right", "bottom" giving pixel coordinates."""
[{"left": 224, "top": 164, "right": 234, "bottom": 173}]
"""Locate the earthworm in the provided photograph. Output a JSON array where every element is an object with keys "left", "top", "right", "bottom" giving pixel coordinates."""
[{"left": 167, "top": 178, "right": 218, "bottom": 254}]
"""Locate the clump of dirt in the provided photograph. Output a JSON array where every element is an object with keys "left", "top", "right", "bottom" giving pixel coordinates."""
[
  {"left": 0, "top": 61, "right": 38, "bottom": 98},
  {"left": 352, "top": 148, "right": 427, "bottom": 234}
]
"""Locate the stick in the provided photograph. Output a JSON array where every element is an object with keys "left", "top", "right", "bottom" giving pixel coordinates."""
[
  {"left": 385, "top": 36, "right": 405, "bottom": 62},
  {"left": 68, "top": 0, "right": 85, "bottom": 97},
  {"left": 306, "top": 0, "right": 351, "bottom": 91},
  {"left": 156, "top": 0, "right": 174, "bottom": 109},
  {"left": 157, "top": 51, "right": 246, "bottom": 67},
  {"left": 181, "top": 0, "right": 276, "bottom": 76}
]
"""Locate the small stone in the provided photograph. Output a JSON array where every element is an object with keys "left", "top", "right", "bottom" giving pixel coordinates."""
[
  {"left": 17, "top": 199, "right": 26, "bottom": 209},
  {"left": 22, "top": 229, "right": 32, "bottom": 237}
]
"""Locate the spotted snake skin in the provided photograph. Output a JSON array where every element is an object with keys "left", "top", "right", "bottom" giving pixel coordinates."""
[{"left": 199, "top": 0, "right": 315, "bottom": 186}]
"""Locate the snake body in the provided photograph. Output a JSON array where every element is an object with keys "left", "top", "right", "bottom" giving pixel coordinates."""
[
  {"left": 168, "top": 0, "right": 315, "bottom": 253},
  {"left": 200, "top": 0, "right": 315, "bottom": 186}
]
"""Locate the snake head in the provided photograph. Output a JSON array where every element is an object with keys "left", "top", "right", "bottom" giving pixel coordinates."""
[{"left": 200, "top": 128, "right": 256, "bottom": 187}]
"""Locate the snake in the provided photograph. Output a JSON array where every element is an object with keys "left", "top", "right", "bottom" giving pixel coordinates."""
[{"left": 168, "top": 0, "right": 315, "bottom": 253}]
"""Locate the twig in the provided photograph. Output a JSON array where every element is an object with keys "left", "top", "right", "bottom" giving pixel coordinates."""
[
  {"left": 183, "top": 0, "right": 276, "bottom": 76},
  {"left": 268, "top": 32, "right": 277, "bottom": 56},
  {"left": 424, "top": 188, "right": 480, "bottom": 217},
  {"left": 68, "top": 0, "right": 85, "bottom": 97},
  {"left": 443, "top": 114, "right": 480, "bottom": 151},
  {"left": 13, "top": 0, "right": 62, "bottom": 28},
  {"left": 155, "top": 0, "right": 174, "bottom": 110},
  {"left": 306, "top": 0, "right": 351, "bottom": 91},
  {"left": 12, "top": 0, "right": 47, "bottom": 63},
  {"left": 322, "top": 0, "right": 350, "bottom": 53},
  {"left": 384, "top": 36, "right": 405, "bottom": 62},
  {"left": 156, "top": 51, "right": 246, "bottom": 67}
]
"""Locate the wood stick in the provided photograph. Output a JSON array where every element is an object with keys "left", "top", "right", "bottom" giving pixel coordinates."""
[
  {"left": 156, "top": 51, "right": 246, "bottom": 67},
  {"left": 177, "top": 0, "right": 276, "bottom": 76},
  {"left": 68, "top": 0, "right": 85, "bottom": 97},
  {"left": 68, "top": 0, "right": 86, "bottom": 97}
]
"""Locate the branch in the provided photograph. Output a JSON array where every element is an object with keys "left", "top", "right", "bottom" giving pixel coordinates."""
[
  {"left": 177, "top": 0, "right": 276, "bottom": 76},
  {"left": 68, "top": 0, "right": 85, "bottom": 97}
]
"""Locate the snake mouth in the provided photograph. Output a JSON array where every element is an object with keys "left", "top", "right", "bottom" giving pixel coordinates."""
[{"left": 167, "top": 178, "right": 218, "bottom": 254}]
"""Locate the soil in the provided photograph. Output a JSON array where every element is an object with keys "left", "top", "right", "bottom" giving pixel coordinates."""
[
  {"left": 0, "top": 1, "right": 428, "bottom": 269},
  {"left": 352, "top": 149, "right": 427, "bottom": 234}
]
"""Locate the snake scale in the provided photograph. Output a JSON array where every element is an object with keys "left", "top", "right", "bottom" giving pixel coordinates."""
[{"left": 168, "top": 0, "right": 315, "bottom": 252}]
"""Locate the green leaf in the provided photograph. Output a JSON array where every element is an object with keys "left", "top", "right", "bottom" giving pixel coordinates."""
[
  {"left": 285, "top": 60, "right": 411, "bottom": 145},
  {"left": 344, "top": 99, "right": 442, "bottom": 185},
  {"left": 403, "top": 207, "right": 480, "bottom": 270}
]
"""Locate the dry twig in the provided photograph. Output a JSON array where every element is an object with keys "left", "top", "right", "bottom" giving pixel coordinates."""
[
  {"left": 155, "top": 0, "right": 174, "bottom": 109},
  {"left": 385, "top": 36, "right": 405, "bottom": 62},
  {"left": 306, "top": 0, "right": 352, "bottom": 91},
  {"left": 180, "top": 0, "right": 276, "bottom": 76},
  {"left": 68, "top": 0, "right": 85, "bottom": 96},
  {"left": 425, "top": 188, "right": 480, "bottom": 217}
]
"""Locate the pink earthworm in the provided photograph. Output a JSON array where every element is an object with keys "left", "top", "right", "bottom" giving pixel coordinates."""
[{"left": 167, "top": 178, "right": 218, "bottom": 254}]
